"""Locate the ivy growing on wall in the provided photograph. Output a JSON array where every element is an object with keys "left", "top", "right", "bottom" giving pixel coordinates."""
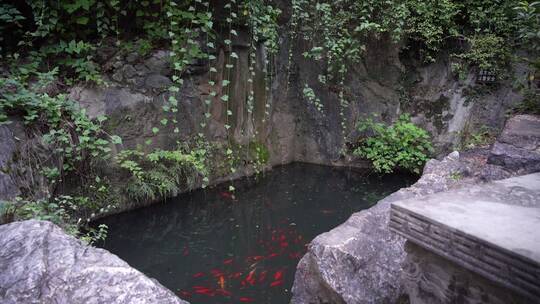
[
  {"left": 289, "top": 0, "right": 532, "bottom": 161},
  {"left": 0, "top": 0, "right": 283, "bottom": 239},
  {"left": 0, "top": 0, "right": 535, "bottom": 238},
  {"left": 0, "top": 74, "right": 118, "bottom": 242}
]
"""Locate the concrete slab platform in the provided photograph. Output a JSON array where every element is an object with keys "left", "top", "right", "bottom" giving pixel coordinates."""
[{"left": 389, "top": 173, "right": 540, "bottom": 301}]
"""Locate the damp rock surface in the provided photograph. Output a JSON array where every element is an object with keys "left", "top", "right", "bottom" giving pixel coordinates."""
[
  {"left": 0, "top": 220, "right": 188, "bottom": 304},
  {"left": 488, "top": 114, "right": 540, "bottom": 174}
]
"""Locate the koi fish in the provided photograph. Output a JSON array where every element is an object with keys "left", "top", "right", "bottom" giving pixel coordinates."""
[
  {"left": 192, "top": 272, "right": 205, "bottom": 278},
  {"left": 239, "top": 297, "right": 254, "bottom": 302},
  {"left": 246, "top": 269, "right": 256, "bottom": 285},
  {"left": 194, "top": 289, "right": 214, "bottom": 296},
  {"left": 274, "top": 270, "right": 283, "bottom": 281},
  {"left": 193, "top": 286, "right": 214, "bottom": 296},
  {"left": 210, "top": 269, "right": 223, "bottom": 278},
  {"left": 223, "top": 258, "right": 233, "bottom": 265},
  {"left": 270, "top": 280, "right": 283, "bottom": 287},
  {"left": 252, "top": 255, "right": 265, "bottom": 261},
  {"left": 280, "top": 241, "right": 288, "bottom": 248},
  {"left": 218, "top": 275, "right": 226, "bottom": 290},
  {"left": 258, "top": 270, "right": 267, "bottom": 283},
  {"left": 267, "top": 253, "right": 279, "bottom": 258},
  {"left": 178, "top": 290, "right": 191, "bottom": 298}
]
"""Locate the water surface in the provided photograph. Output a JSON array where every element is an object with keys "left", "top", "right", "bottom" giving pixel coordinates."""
[{"left": 98, "top": 163, "right": 415, "bottom": 303}]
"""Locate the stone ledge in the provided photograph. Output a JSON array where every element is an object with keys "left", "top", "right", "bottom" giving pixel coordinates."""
[
  {"left": 487, "top": 114, "right": 540, "bottom": 175},
  {"left": 389, "top": 173, "right": 540, "bottom": 302}
]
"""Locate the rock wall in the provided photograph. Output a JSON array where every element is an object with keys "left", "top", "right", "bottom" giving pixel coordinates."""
[
  {"left": 71, "top": 15, "right": 529, "bottom": 169},
  {"left": 0, "top": 220, "right": 188, "bottom": 304},
  {"left": 67, "top": 31, "right": 528, "bottom": 176},
  {"left": 0, "top": 124, "right": 22, "bottom": 202},
  {"left": 282, "top": 29, "right": 528, "bottom": 163},
  {"left": 0, "top": 4, "right": 531, "bottom": 206},
  {"left": 488, "top": 114, "right": 540, "bottom": 174}
]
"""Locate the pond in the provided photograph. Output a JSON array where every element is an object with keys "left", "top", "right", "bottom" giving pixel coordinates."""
[{"left": 97, "top": 163, "right": 416, "bottom": 303}]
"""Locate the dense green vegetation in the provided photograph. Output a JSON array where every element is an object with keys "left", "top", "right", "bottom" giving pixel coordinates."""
[
  {"left": 295, "top": 0, "right": 536, "bottom": 72},
  {"left": 0, "top": 0, "right": 281, "bottom": 240},
  {"left": 0, "top": 0, "right": 538, "bottom": 239},
  {"left": 293, "top": 0, "right": 539, "bottom": 169},
  {"left": 354, "top": 115, "right": 433, "bottom": 174}
]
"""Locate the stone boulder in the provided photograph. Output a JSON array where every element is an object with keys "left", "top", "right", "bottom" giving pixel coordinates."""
[
  {"left": 291, "top": 152, "right": 480, "bottom": 304},
  {"left": 488, "top": 114, "right": 540, "bottom": 175},
  {"left": 0, "top": 220, "right": 188, "bottom": 304}
]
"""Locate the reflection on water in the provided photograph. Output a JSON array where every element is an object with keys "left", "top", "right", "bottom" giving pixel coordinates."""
[{"left": 97, "top": 163, "right": 416, "bottom": 303}]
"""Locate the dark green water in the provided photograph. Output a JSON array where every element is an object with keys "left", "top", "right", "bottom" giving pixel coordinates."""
[{"left": 97, "top": 163, "right": 415, "bottom": 303}]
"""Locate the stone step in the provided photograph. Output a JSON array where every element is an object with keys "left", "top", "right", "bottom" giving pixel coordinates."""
[{"left": 389, "top": 173, "right": 540, "bottom": 302}]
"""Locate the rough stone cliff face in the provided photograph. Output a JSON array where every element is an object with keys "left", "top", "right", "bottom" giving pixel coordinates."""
[{"left": 0, "top": 4, "right": 530, "bottom": 206}]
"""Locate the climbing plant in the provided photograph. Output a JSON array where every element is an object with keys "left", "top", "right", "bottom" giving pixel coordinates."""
[
  {"left": 1, "top": 0, "right": 531, "bottom": 239},
  {"left": 288, "top": 0, "right": 525, "bottom": 160},
  {"left": 0, "top": 1, "right": 223, "bottom": 239},
  {"left": 0, "top": 74, "right": 119, "bottom": 242}
]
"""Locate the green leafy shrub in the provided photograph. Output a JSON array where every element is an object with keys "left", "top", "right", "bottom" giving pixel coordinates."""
[
  {"left": 0, "top": 75, "right": 119, "bottom": 240},
  {"left": 0, "top": 3, "right": 25, "bottom": 53},
  {"left": 116, "top": 147, "right": 207, "bottom": 202},
  {"left": 14, "top": 195, "right": 112, "bottom": 244},
  {"left": 353, "top": 114, "right": 434, "bottom": 174},
  {"left": 453, "top": 34, "right": 512, "bottom": 77},
  {"left": 0, "top": 77, "right": 113, "bottom": 172},
  {"left": 515, "top": 1, "right": 540, "bottom": 52}
]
